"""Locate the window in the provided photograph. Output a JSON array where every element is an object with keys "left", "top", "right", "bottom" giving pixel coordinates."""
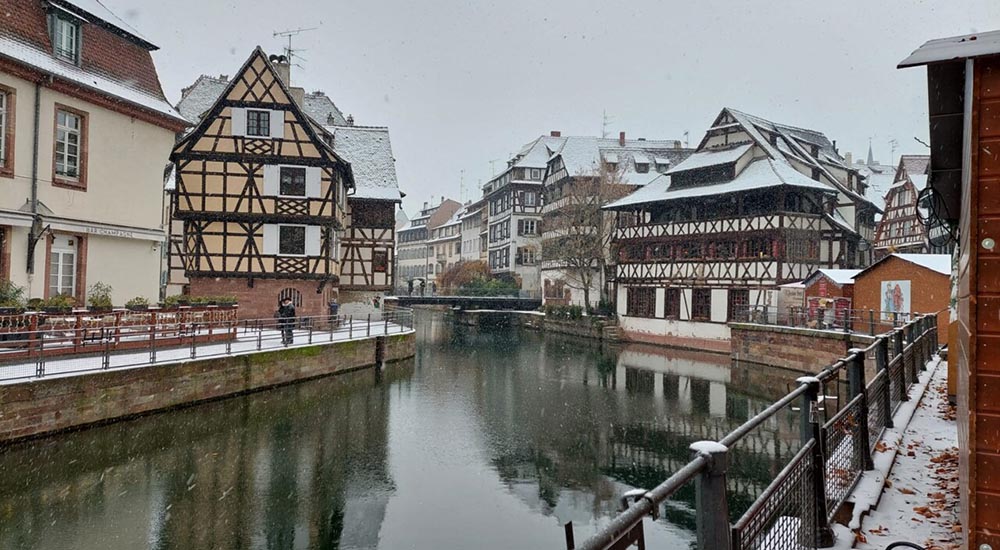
[
  {"left": 54, "top": 107, "right": 86, "bottom": 186},
  {"left": 373, "top": 250, "right": 388, "bottom": 273},
  {"left": 246, "top": 109, "right": 270, "bottom": 137},
  {"left": 52, "top": 16, "right": 80, "bottom": 63},
  {"left": 0, "top": 87, "right": 13, "bottom": 175},
  {"left": 665, "top": 288, "right": 680, "bottom": 318},
  {"left": 626, "top": 287, "right": 655, "bottom": 318},
  {"left": 279, "top": 166, "right": 306, "bottom": 196},
  {"left": 727, "top": 289, "right": 749, "bottom": 321},
  {"left": 635, "top": 162, "right": 650, "bottom": 174},
  {"left": 278, "top": 225, "right": 306, "bottom": 256},
  {"left": 524, "top": 192, "right": 536, "bottom": 206},
  {"left": 49, "top": 236, "right": 77, "bottom": 298},
  {"left": 516, "top": 246, "right": 536, "bottom": 265},
  {"left": 692, "top": 288, "right": 712, "bottom": 321},
  {"left": 518, "top": 219, "right": 537, "bottom": 236},
  {"left": 530, "top": 168, "right": 542, "bottom": 180}
]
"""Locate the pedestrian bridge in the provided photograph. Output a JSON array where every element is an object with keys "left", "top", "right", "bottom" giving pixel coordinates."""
[{"left": 386, "top": 295, "right": 542, "bottom": 311}]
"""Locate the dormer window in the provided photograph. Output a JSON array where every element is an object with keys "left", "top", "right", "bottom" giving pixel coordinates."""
[
  {"left": 635, "top": 162, "right": 650, "bottom": 174},
  {"left": 52, "top": 15, "right": 81, "bottom": 64}
]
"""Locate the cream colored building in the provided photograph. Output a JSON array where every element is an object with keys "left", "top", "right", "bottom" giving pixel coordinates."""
[{"left": 0, "top": 1, "right": 187, "bottom": 306}]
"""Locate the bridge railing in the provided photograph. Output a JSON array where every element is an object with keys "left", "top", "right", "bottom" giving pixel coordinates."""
[
  {"left": 392, "top": 287, "right": 542, "bottom": 300},
  {"left": 563, "top": 312, "right": 940, "bottom": 550},
  {"left": 0, "top": 307, "right": 415, "bottom": 382}
]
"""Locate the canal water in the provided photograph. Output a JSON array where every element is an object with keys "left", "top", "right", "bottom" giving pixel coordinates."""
[{"left": 0, "top": 310, "right": 801, "bottom": 550}]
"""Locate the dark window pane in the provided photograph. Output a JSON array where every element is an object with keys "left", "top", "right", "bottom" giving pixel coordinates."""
[
  {"left": 247, "top": 110, "right": 270, "bottom": 137},
  {"left": 278, "top": 225, "right": 306, "bottom": 255},
  {"left": 280, "top": 167, "right": 306, "bottom": 196}
]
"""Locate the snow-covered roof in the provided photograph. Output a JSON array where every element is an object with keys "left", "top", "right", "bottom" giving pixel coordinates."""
[
  {"left": 176, "top": 75, "right": 229, "bottom": 123},
  {"left": 890, "top": 254, "right": 952, "bottom": 276},
  {"left": 865, "top": 172, "right": 895, "bottom": 212},
  {"left": 605, "top": 157, "right": 835, "bottom": 209},
  {"left": 666, "top": 143, "right": 752, "bottom": 174},
  {"left": 0, "top": 34, "right": 184, "bottom": 124},
  {"left": 899, "top": 30, "right": 1000, "bottom": 68},
  {"left": 805, "top": 269, "right": 861, "bottom": 287},
  {"left": 59, "top": 0, "right": 154, "bottom": 47},
  {"left": 327, "top": 125, "right": 401, "bottom": 201},
  {"left": 303, "top": 92, "right": 348, "bottom": 126}
]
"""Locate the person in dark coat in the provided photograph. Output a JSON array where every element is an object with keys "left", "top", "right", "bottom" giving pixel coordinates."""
[{"left": 277, "top": 297, "right": 296, "bottom": 345}]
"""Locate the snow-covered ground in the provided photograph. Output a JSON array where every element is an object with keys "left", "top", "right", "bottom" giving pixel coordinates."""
[
  {"left": 0, "top": 319, "right": 413, "bottom": 385},
  {"left": 852, "top": 360, "right": 961, "bottom": 550}
]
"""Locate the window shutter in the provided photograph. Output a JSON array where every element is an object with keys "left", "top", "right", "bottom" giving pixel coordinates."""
[
  {"left": 230, "top": 107, "right": 246, "bottom": 136},
  {"left": 305, "top": 167, "right": 321, "bottom": 197},
  {"left": 517, "top": 220, "right": 523, "bottom": 235},
  {"left": 262, "top": 224, "right": 277, "bottom": 255},
  {"left": 305, "top": 226, "right": 321, "bottom": 256},
  {"left": 270, "top": 110, "right": 285, "bottom": 138},
  {"left": 262, "top": 165, "right": 278, "bottom": 196}
]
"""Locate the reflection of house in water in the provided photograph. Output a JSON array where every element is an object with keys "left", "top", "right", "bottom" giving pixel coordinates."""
[
  {"left": 0, "top": 365, "right": 411, "bottom": 550},
  {"left": 467, "top": 334, "right": 801, "bottom": 534}
]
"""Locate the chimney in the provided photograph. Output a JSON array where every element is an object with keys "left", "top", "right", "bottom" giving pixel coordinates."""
[
  {"left": 619, "top": 131, "right": 626, "bottom": 147},
  {"left": 423, "top": 201, "right": 428, "bottom": 210},
  {"left": 347, "top": 114, "right": 355, "bottom": 126},
  {"left": 550, "top": 130, "right": 561, "bottom": 137},
  {"left": 845, "top": 152, "right": 853, "bottom": 165},
  {"left": 270, "top": 55, "right": 306, "bottom": 107}
]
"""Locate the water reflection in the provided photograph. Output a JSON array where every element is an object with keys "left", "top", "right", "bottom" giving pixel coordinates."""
[{"left": 0, "top": 310, "right": 801, "bottom": 549}]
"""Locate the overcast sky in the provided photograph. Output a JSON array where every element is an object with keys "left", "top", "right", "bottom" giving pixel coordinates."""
[{"left": 104, "top": 0, "right": 998, "bottom": 216}]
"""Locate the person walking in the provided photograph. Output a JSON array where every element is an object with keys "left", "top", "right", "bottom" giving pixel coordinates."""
[{"left": 277, "top": 297, "right": 296, "bottom": 345}]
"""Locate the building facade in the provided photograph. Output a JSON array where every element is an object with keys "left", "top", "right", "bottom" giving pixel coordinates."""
[
  {"left": 395, "top": 198, "right": 460, "bottom": 290},
  {"left": 873, "top": 155, "right": 932, "bottom": 255},
  {"left": 483, "top": 135, "right": 561, "bottom": 292},
  {"left": 540, "top": 132, "right": 692, "bottom": 308},
  {"left": 0, "top": 0, "right": 187, "bottom": 306},
  {"left": 458, "top": 199, "right": 484, "bottom": 263},
  {"left": 169, "top": 48, "right": 353, "bottom": 320},
  {"left": 604, "top": 108, "right": 880, "bottom": 350}
]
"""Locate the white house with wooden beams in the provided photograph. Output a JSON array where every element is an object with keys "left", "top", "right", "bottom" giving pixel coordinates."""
[
  {"left": 604, "top": 108, "right": 880, "bottom": 351},
  {"left": 169, "top": 48, "right": 354, "bottom": 320},
  {"left": 873, "top": 154, "right": 934, "bottom": 255},
  {"left": 0, "top": 0, "right": 188, "bottom": 306}
]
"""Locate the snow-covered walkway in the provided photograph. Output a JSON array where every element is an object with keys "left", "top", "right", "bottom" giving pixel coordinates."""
[{"left": 853, "top": 360, "right": 962, "bottom": 550}]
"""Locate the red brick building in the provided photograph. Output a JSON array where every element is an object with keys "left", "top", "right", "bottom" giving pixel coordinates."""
[
  {"left": 802, "top": 269, "right": 859, "bottom": 300},
  {"left": 850, "top": 254, "right": 950, "bottom": 340}
]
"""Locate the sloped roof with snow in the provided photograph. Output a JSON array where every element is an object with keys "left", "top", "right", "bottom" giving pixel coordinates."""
[
  {"left": 899, "top": 30, "right": 1000, "bottom": 68},
  {"left": 303, "top": 92, "right": 348, "bottom": 126},
  {"left": 854, "top": 253, "right": 953, "bottom": 279},
  {"left": 666, "top": 143, "right": 752, "bottom": 174},
  {"left": 59, "top": 0, "right": 154, "bottom": 47},
  {"left": 604, "top": 157, "right": 835, "bottom": 209},
  {"left": 804, "top": 269, "right": 861, "bottom": 287},
  {"left": 176, "top": 75, "right": 229, "bottom": 123},
  {"left": 0, "top": 34, "right": 184, "bottom": 124},
  {"left": 327, "top": 125, "right": 401, "bottom": 201}
]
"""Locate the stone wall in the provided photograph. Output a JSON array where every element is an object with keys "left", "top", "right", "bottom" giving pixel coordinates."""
[
  {"left": 0, "top": 333, "right": 414, "bottom": 444},
  {"left": 730, "top": 323, "right": 875, "bottom": 375}
]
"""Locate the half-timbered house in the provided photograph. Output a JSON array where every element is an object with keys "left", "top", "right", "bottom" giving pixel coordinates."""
[
  {"left": 326, "top": 124, "right": 403, "bottom": 313},
  {"left": 872, "top": 154, "right": 932, "bottom": 255},
  {"left": 604, "top": 108, "right": 879, "bottom": 351},
  {"left": 169, "top": 48, "right": 354, "bottom": 319}
]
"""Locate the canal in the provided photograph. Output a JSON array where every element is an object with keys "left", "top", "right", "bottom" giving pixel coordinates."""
[{"left": 0, "top": 309, "right": 802, "bottom": 549}]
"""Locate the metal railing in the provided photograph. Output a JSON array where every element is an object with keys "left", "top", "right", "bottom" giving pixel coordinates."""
[
  {"left": 563, "top": 312, "right": 940, "bottom": 550},
  {"left": 392, "top": 286, "right": 542, "bottom": 299},
  {"left": 0, "top": 308, "right": 414, "bottom": 382},
  {"left": 731, "top": 305, "right": 930, "bottom": 335}
]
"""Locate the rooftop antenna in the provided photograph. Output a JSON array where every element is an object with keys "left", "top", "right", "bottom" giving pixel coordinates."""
[
  {"left": 889, "top": 138, "right": 899, "bottom": 165},
  {"left": 459, "top": 169, "right": 466, "bottom": 203},
  {"left": 488, "top": 159, "right": 500, "bottom": 176},
  {"left": 601, "top": 110, "right": 615, "bottom": 138},
  {"left": 683, "top": 130, "right": 690, "bottom": 148},
  {"left": 273, "top": 27, "right": 317, "bottom": 69}
]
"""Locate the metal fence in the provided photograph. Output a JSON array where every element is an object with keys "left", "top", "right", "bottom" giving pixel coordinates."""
[
  {"left": 0, "top": 308, "right": 414, "bottom": 382},
  {"left": 563, "top": 312, "right": 940, "bottom": 550},
  {"left": 731, "top": 305, "right": 929, "bottom": 336},
  {"left": 392, "top": 286, "right": 542, "bottom": 299}
]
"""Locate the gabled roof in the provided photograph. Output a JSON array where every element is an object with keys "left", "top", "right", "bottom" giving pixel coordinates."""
[
  {"left": 666, "top": 143, "right": 752, "bottom": 174},
  {"left": 176, "top": 75, "right": 230, "bottom": 123},
  {"left": 853, "top": 253, "right": 952, "bottom": 279},
  {"left": 899, "top": 30, "right": 1000, "bottom": 68},
  {"left": 326, "top": 125, "right": 401, "bottom": 202},
  {"left": 604, "top": 156, "right": 835, "bottom": 210},
  {"left": 804, "top": 269, "right": 861, "bottom": 287}
]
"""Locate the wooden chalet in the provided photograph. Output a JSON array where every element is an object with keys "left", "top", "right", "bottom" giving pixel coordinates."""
[
  {"left": 872, "top": 154, "right": 933, "bottom": 255},
  {"left": 899, "top": 29, "right": 1000, "bottom": 547},
  {"left": 603, "top": 108, "right": 879, "bottom": 350},
  {"left": 325, "top": 124, "right": 403, "bottom": 307},
  {"left": 169, "top": 48, "right": 354, "bottom": 319}
]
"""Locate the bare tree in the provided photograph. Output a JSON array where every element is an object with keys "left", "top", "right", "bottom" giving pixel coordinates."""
[{"left": 542, "top": 163, "right": 634, "bottom": 310}]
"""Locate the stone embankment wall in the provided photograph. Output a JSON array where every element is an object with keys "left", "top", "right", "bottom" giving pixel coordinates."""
[
  {"left": 730, "top": 323, "right": 875, "bottom": 375},
  {"left": 0, "top": 333, "right": 414, "bottom": 444}
]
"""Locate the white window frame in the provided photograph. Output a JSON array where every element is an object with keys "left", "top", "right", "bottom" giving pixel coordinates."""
[
  {"left": 52, "top": 16, "right": 80, "bottom": 64},
  {"left": 530, "top": 168, "right": 541, "bottom": 180},
  {"left": 524, "top": 192, "right": 536, "bottom": 207},
  {"left": 55, "top": 109, "right": 82, "bottom": 180},
  {"left": 49, "top": 236, "right": 77, "bottom": 297}
]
